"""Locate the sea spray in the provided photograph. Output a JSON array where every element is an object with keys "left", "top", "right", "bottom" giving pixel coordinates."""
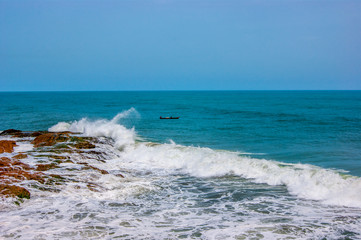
[
  {"left": 110, "top": 107, "right": 140, "bottom": 123},
  {"left": 49, "top": 108, "right": 139, "bottom": 149}
]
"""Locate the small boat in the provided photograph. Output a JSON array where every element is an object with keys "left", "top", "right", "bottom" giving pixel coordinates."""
[{"left": 160, "top": 116, "right": 180, "bottom": 119}]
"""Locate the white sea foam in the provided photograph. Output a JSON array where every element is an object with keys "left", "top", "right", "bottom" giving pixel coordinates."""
[
  {"left": 13, "top": 143, "right": 33, "bottom": 153},
  {"left": 118, "top": 142, "right": 361, "bottom": 208},
  {"left": 49, "top": 108, "right": 139, "bottom": 149},
  {"left": 48, "top": 112, "right": 361, "bottom": 208}
]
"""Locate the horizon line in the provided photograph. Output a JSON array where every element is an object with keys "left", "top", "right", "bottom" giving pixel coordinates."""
[{"left": 1, "top": 89, "right": 361, "bottom": 93}]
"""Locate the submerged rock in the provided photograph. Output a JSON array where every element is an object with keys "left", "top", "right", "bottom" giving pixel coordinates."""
[{"left": 79, "top": 162, "right": 109, "bottom": 174}]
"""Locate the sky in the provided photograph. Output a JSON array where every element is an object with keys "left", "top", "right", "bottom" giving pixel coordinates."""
[{"left": 0, "top": 0, "right": 360, "bottom": 91}]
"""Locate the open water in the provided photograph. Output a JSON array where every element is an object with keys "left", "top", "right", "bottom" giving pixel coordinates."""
[{"left": 1, "top": 91, "right": 361, "bottom": 239}]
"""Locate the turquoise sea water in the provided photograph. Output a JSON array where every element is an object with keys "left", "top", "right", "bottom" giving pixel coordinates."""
[
  {"left": 1, "top": 91, "right": 361, "bottom": 239},
  {"left": 1, "top": 91, "right": 360, "bottom": 176}
]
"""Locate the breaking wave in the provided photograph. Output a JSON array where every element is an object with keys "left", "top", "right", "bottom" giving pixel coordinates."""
[
  {"left": 49, "top": 108, "right": 139, "bottom": 149},
  {"left": 49, "top": 110, "right": 361, "bottom": 208}
]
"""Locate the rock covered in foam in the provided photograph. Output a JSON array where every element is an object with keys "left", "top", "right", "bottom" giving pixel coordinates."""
[
  {"left": 0, "top": 156, "right": 44, "bottom": 201},
  {"left": 0, "top": 157, "right": 43, "bottom": 181},
  {"left": 0, "top": 129, "right": 124, "bottom": 205}
]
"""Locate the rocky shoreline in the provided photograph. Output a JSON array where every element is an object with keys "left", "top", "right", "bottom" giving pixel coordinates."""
[{"left": 0, "top": 129, "right": 123, "bottom": 205}]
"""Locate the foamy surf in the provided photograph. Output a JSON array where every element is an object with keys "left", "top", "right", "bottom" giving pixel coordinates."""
[
  {"left": 2, "top": 111, "right": 361, "bottom": 239},
  {"left": 118, "top": 142, "right": 361, "bottom": 208},
  {"left": 48, "top": 112, "right": 361, "bottom": 208},
  {"left": 49, "top": 108, "right": 139, "bottom": 149}
]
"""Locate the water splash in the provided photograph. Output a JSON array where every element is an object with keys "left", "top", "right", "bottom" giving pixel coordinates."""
[{"left": 49, "top": 108, "right": 139, "bottom": 149}]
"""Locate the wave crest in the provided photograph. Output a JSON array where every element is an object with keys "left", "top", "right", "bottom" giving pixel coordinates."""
[
  {"left": 120, "top": 142, "right": 361, "bottom": 208},
  {"left": 49, "top": 108, "right": 139, "bottom": 149}
]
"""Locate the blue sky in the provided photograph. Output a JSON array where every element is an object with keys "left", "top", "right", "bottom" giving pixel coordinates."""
[{"left": 0, "top": 0, "right": 360, "bottom": 91}]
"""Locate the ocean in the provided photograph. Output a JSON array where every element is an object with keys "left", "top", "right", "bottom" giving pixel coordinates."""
[{"left": 1, "top": 91, "right": 361, "bottom": 239}]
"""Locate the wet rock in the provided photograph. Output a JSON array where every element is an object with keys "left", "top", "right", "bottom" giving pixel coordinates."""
[
  {"left": 86, "top": 165, "right": 109, "bottom": 175},
  {"left": 87, "top": 150, "right": 102, "bottom": 155},
  {"left": 0, "top": 129, "right": 22, "bottom": 136},
  {"left": 79, "top": 162, "right": 109, "bottom": 174},
  {"left": 0, "top": 157, "right": 31, "bottom": 170},
  {"left": 54, "top": 143, "right": 70, "bottom": 149},
  {"left": 36, "top": 163, "right": 58, "bottom": 171},
  {"left": 13, "top": 153, "right": 27, "bottom": 159},
  {"left": 0, "top": 184, "right": 30, "bottom": 199},
  {"left": 0, "top": 140, "right": 17, "bottom": 153},
  {"left": 0, "top": 157, "right": 44, "bottom": 184},
  {"left": 87, "top": 183, "right": 104, "bottom": 192},
  {"left": 2, "top": 169, "right": 44, "bottom": 183},
  {"left": 51, "top": 155, "right": 68, "bottom": 160},
  {"left": 0, "top": 129, "right": 43, "bottom": 138},
  {"left": 49, "top": 174, "right": 65, "bottom": 180},
  {"left": 32, "top": 132, "right": 70, "bottom": 147},
  {"left": 0, "top": 157, "right": 11, "bottom": 167},
  {"left": 0, "top": 129, "right": 126, "bottom": 205},
  {"left": 73, "top": 141, "right": 96, "bottom": 149},
  {"left": 31, "top": 131, "right": 45, "bottom": 137}
]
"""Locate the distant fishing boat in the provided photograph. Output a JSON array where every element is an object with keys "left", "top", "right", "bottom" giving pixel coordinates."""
[{"left": 160, "top": 116, "right": 180, "bottom": 119}]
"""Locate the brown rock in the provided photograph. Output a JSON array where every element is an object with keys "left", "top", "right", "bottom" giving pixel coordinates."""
[
  {"left": 0, "top": 157, "right": 44, "bottom": 184},
  {"left": 3, "top": 170, "right": 43, "bottom": 182},
  {"left": 73, "top": 141, "right": 96, "bottom": 149},
  {"left": 87, "top": 165, "right": 109, "bottom": 175},
  {"left": 31, "top": 131, "right": 44, "bottom": 137},
  {"left": 36, "top": 163, "right": 58, "bottom": 171},
  {"left": 0, "top": 140, "right": 17, "bottom": 153},
  {"left": 50, "top": 155, "right": 68, "bottom": 160},
  {"left": 32, "top": 132, "right": 69, "bottom": 147},
  {"left": 0, "top": 157, "right": 32, "bottom": 170},
  {"left": 13, "top": 153, "right": 27, "bottom": 159},
  {"left": 0, "top": 184, "right": 30, "bottom": 199},
  {"left": 49, "top": 174, "right": 65, "bottom": 180},
  {"left": 0, "top": 129, "right": 38, "bottom": 138},
  {"left": 79, "top": 162, "right": 109, "bottom": 174},
  {"left": 87, "top": 150, "right": 102, "bottom": 155},
  {"left": 87, "top": 183, "right": 101, "bottom": 192},
  {"left": 0, "top": 129, "right": 22, "bottom": 136},
  {"left": 116, "top": 173, "right": 125, "bottom": 178},
  {"left": 0, "top": 157, "right": 12, "bottom": 167}
]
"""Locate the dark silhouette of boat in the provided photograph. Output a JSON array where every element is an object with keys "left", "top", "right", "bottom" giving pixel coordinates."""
[{"left": 160, "top": 116, "right": 180, "bottom": 119}]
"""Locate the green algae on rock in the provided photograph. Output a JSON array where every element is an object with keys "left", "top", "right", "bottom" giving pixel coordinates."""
[{"left": 0, "top": 185, "right": 31, "bottom": 199}]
